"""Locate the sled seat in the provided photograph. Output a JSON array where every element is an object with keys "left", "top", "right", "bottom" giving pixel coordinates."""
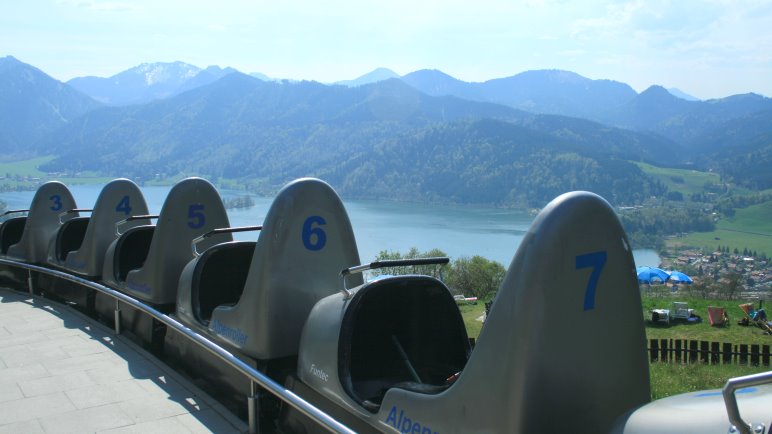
[
  {"left": 0, "top": 217, "right": 27, "bottom": 255},
  {"left": 340, "top": 275, "right": 470, "bottom": 412},
  {"left": 176, "top": 178, "right": 362, "bottom": 361},
  {"left": 49, "top": 178, "right": 150, "bottom": 278},
  {"left": 114, "top": 225, "right": 156, "bottom": 282},
  {"left": 54, "top": 217, "right": 90, "bottom": 262},
  {"left": 192, "top": 241, "right": 255, "bottom": 325},
  {"left": 101, "top": 177, "right": 231, "bottom": 307},
  {"left": 4, "top": 182, "right": 77, "bottom": 263}
]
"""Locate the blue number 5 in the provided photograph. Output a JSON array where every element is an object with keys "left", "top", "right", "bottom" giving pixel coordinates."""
[
  {"left": 576, "top": 251, "right": 607, "bottom": 311},
  {"left": 187, "top": 204, "right": 205, "bottom": 229}
]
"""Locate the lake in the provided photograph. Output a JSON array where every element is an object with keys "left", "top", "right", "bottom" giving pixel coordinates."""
[{"left": 0, "top": 184, "right": 661, "bottom": 267}]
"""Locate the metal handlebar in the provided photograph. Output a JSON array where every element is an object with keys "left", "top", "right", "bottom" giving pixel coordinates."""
[
  {"left": 1, "top": 209, "right": 29, "bottom": 216},
  {"left": 722, "top": 370, "right": 772, "bottom": 434},
  {"left": 58, "top": 208, "right": 93, "bottom": 223},
  {"left": 190, "top": 225, "right": 262, "bottom": 256},
  {"left": 115, "top": 214, "right": 159, "bottom": 236},
  {"left": 341, "top": 257, "right": 450, "bottom": 277},
  {"left": 340, "top": 257, "right": 450, "bottom": 298}
]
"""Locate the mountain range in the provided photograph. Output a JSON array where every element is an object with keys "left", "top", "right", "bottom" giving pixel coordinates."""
[{"left": 1, "top": 55, "right": 771, "bottom": 205}]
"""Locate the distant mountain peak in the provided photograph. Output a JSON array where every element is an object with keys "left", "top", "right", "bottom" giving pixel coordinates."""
[
  {"left": 124, "top": 61, "right": 201, "bottom": 86},
  {"left": 335, "top": 67, "right": 399, "bottom": 87},
  {"left": 667, "top": 87, "right": 700, "bottom": 101},
  {"left": 513, "top": 69, "right": 587, "bottom": 83},
  {"left": 639, "top": 85, "right": 676, "bottom": 99}
]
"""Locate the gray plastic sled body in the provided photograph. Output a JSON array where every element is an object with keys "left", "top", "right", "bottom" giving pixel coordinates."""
[
  {"left": 3, "top": 182, "right": 78, "bottom": 264},
  {"left": 299, "top": 191, "right": 650, "bottom": 433},
  {"left": 176, "top": 178, "right": 362, "bottom": 360},
  {"left": 102, "top": 177, "right": 231, "bottom": 306},
  {"left": 47, "top": 178, "right": 149, "bottom": 278}
]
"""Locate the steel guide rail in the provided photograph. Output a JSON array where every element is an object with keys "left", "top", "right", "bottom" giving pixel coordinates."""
[{"left": 0, "top": 258, "right": 355, "bottom": 434}]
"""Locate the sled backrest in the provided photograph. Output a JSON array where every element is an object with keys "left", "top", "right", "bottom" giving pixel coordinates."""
[
  {"left": 6, "top": 182, "right": 77, "bottom": 263},
  {"left": 208, "top": 178, "right": 361, "bottom": 359},
  {"left": 55, "top": 179, "right": 149, "bottom": 276},
  {"left": 121, "top": 177, "right": 231, "bottom": 305},
  {"left": 459, "top": 191, "right": 650, "bottom": 432}
]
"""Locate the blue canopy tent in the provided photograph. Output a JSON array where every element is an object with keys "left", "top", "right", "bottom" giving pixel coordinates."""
[
  {"left": 667, "top": 270, "right": 693, "bottom": 284},
  {"left": 636, "top": 266, "right": 669, "bottom": 284}
]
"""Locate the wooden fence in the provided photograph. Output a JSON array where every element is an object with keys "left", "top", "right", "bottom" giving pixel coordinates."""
[{"left": 648, "top": 339, "right": 771, "bottom": 366}]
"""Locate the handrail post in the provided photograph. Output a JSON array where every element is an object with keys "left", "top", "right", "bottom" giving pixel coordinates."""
[
  {"left": 248, "top": 380, "right": 261, "bottom": 434},
  {"left": 114, "top": 300, "right": 121, "bottom": 335},
  {"left": 27, "top": 269, "right": 34, "bottom": 295}
]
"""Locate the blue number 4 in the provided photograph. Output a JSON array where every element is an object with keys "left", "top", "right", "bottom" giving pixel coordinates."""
[
  {"left": 576, "top": 251, "right": 607, "bottom": 311},
  {"left": 115, "top": 196, "right": 132, "bottom": 215}
]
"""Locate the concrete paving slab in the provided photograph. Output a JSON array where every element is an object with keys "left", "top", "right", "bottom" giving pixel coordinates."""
[{"left": 0, "top": 288, "right": 247, "bottom": 433}]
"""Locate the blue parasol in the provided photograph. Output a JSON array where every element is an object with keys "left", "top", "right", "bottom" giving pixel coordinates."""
[
  {"left": 667, "top": 270, "right": 693, "bottom": 284},
  {"left": 636, "top": 266, "right": 670, "bottom": 284}
]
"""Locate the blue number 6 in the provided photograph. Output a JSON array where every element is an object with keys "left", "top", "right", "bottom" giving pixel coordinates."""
[
  {"left": 576, "top": 251, "right": 607, "bottom": 311},
  {"left": 302, "top": 216, "right": 327, "bottom": 251}
]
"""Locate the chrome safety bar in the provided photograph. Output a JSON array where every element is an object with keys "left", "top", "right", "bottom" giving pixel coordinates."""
[
  {"left": 58, "top": 208, "right": 93, "bottom": 223},
  {"left": 190, "top": 225, "right": 262, "bottom": 257},
  {"left": 723, "top": 370, "right": 772, "bottom": 434},
  {"left": 1, "top": 209, "right": 29, "bottom": 216},
  {"left": 115, "top": 214, "right": 159, "bottom": 236},
  {"left": 0, "top": 259, "right": 354, "bottom": 434},
  {"left": 340, "top": 257, "right": 450, "bottom": 298}
]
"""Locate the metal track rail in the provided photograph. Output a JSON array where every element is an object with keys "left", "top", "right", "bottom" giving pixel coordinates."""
[{"left": 0, "top": 258, "right": 355, "bottom": 434}]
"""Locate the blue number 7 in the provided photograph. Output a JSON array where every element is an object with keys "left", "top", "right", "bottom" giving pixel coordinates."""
[{"left": 576, "top": 251, "right": 607, "bottom": 311}]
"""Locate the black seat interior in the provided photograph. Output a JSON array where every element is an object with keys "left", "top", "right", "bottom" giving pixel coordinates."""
[
  {"left": 56, "top": 217, "right": 90, "bottom": 261},
  {"left": 339, "top": 276, "right": 471, "bottom": 412},
  {"left": 0, "top": 217, "right": 27, "bottom": 254},
  {"left": 192, "top": 241, "right": 255, "bottom": 325},
  {"left": 114, "top": 226, "right": 155, "bottom": 282}
]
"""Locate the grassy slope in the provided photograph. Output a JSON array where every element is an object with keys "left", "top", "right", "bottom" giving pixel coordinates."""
[
  {"left": 670, "top": 201, "right": 772, "bottom": 256},
  {"left": 642, "top": 294, "right": 772, "bottom": 345},
  {"left": 635, "top": 162, "right": 721, "bottom": 196},
  {"left": 462, "top": 294, "right": 772, "bottom": 399},
  {"left": 635, "top": 161, "right": 772, "bottom": 256}
]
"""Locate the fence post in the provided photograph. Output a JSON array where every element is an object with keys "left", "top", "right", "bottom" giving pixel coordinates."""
[
  {"left": 763, "top": 345, "right": 770, "bottom": 367},
  {"left": 699, "top": 341, "right": 709, "bottom": 363},
  {"left": 660, "top": 339, "right": 669, "bottom": 362},
  {"left": 751, "top": 344, "right": 760, "bottom": 366},
  {"left": 722, "top": 342, "right": 732, "bottom": 365},
  {"left": 739, "top": 344, "right": 748, "bottom": 365},
  {"left": 675, "top": 339, "right": 682, "bottom": 363},
  {"left": 710, "top": 342, "right": 719, "bottom": 365},
  {"left": 650, "top": 339, "right": 659, "bottom": 362},
  {"left": 689, "top": 340, "right": 698, "bottom": 363}
]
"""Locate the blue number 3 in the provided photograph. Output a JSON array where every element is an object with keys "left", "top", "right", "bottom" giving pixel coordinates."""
[
  {"left": 49, "top": 195, "right": 62, "bottom": 211},
  {"left": 576, "top": 251, "right": 607, "bottom": 311}
]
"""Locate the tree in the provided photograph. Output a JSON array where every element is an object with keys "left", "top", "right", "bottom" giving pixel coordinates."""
[
  {"left": 446, "top": 256, "right": 506, "bottom": 299},
  {"left": 374, "top": 247, "right": 449, "bottom": 279},
  {"left": 720, "top": 272, "right": 744, "bottom": 300}
]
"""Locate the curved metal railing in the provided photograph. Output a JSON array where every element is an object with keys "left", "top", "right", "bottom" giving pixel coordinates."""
[{"left": 0, "top": 258, "right": 355, "bottom": 434}]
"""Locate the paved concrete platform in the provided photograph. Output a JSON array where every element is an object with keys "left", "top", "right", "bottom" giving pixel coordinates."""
[{"left": 0, "top": 288, "right": 247, "bottom": 433}]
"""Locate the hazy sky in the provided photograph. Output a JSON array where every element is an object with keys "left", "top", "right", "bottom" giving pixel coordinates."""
[{"left": 2, "top": 0, "right": 770, "bottom": 99}]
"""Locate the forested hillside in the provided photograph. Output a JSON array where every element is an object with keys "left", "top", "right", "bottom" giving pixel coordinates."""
[
  {"left": 34, "top": 73, "right": 677, "bottom": 206},
  {"left": 3, "top": 57, "right": 771, "bottom": 205}
]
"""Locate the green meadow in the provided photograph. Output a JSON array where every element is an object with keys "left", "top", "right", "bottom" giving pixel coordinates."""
[
  {"left": 670, "top": 201, "right": 772, "bottom": 256},
  {"left": 635, "top": 162, "right": 722, "bottom": 196},
  {"left": 461, "top": 294, "right": 772, "bottom": 399}
]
